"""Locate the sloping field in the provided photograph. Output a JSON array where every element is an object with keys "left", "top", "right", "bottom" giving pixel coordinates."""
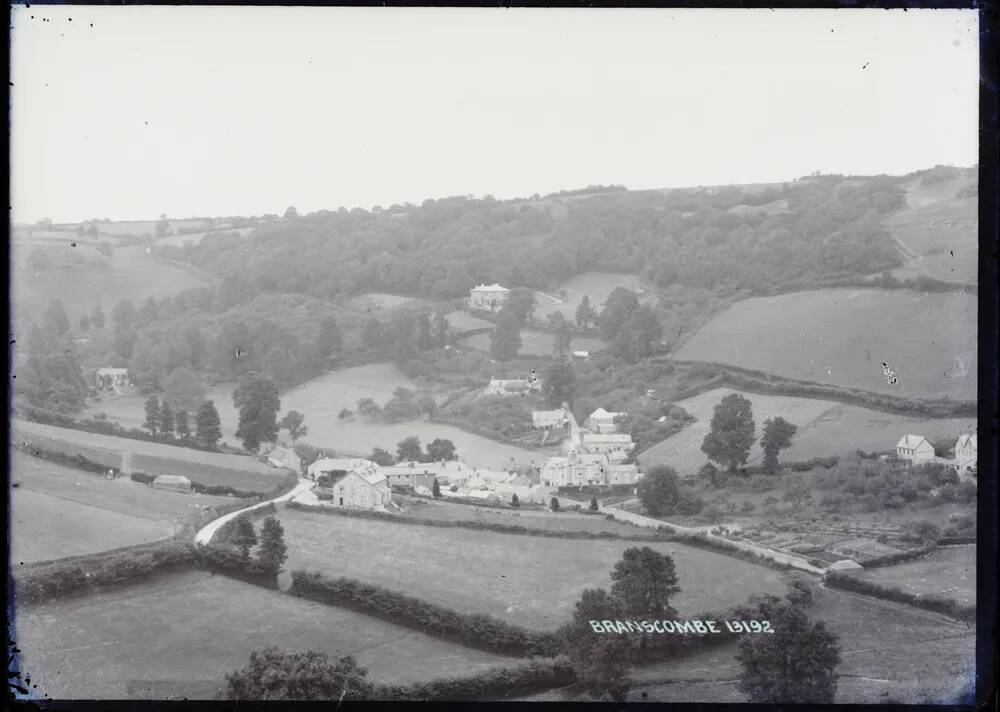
[
  {"left": 347, "top": 292, "right": 431, "bottom": 312},
  {"left": 156, "top": 226, "right": 254, "bottom": 248},
  {"left": 61, "top": 218, "right": 214, "bottom": 236},
  {"left": 444, "top": 310, "right": 495, "bottom": 333},
  {"left": 15, "top": 571, "right": 514, "bottom": 699},
  {"left": 726, "top": 199, "right": 790, "bottom": 217},
  {"left": 12, "top": 419, "right": 289, "bottom": 493},
  {"left": 852, "top": 545, "right": 975, "bottom": 607},
  {"left": 533, "top": 271, "right": 647, "bottom": 322},
  {"left": 886, "top": 195, "right": 977, "bottom": 283},
  {"left": 672, "top": 289, "right": 976, "bottom": 401},
  {"left": 639, "top": 388, "right": 975, "bottom": 475},
  {"left": 277, "top": 508, "right": 790, "bottom": 631}
]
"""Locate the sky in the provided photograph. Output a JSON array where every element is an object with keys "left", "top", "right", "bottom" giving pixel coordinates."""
[{"left": 10, "top": 7, "right": 979, "bottom": 224}]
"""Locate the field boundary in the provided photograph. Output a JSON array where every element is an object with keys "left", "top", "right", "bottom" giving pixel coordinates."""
[{"left": 824, "top": 570, "right": 975, "bottom": 622}]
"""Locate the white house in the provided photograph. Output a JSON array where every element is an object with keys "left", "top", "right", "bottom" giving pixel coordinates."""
[
  {"left": 580, "top": 432, "right": 635, "bottom": 462},
  {"left": 585, "top": 408, "right": 626, "bottom": 434},
  {"left": 955, "top": 433, "right": 977, "bottom": 476},
  {"left": 481, "top": 377, "right": 540, "bottom": 398},
  {"left": 308, "top": 457, "right": 378, "bottom": 481},
  {"left": 532, "top": 408, "right": 569, "bottom": 430},
  {"left": 572, "top": 350, "right": 591, "bottom": 361},
  {"left": 327, "top": 470, "right": 392, "bottom": 509},
  {"left": 606, "top": 463, "right": 641, "bottom": 485},
  {"left": 469, "top": 283, "right": 511, "bottom": 311},
  {"left": 895, "top": 435, "right": 936, "bottom": 465},
  {"left": 95, "top": 367, "right": 130, "bottom": 390}
]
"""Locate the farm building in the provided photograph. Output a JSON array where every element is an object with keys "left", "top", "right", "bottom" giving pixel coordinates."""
[
  {"left": 572, "top": 350, "right": 591, "bottom": 361},
  {"left": 152, "top": 474, "right": 192, "bottom": 493},
  {"left": 327, "top": 470, "right": 392, "bottom": 510},
  {"left": 261, "top": 443, "right": 302, "bottom": 472},
  {"left": 308, "top": 457, "right": 378, "bottom": 481},
  {"left": 580, "top": 432, "right": 635, "bottom": 462},
  {"left": 895, "top": 435, "right": 936, "bottom": 465},
  {"left": 95, "top": 367, "right": 130, "bottom": 390},
  {"left": 585, "top": 408, "right": 626, "bottom": 434},
  {"left": 532, "top": 408, "right": 569, "bottom": 430},
  {"left": 955, "top": 433, "right": 977, "bottom": 476},
  {"left": 468, "top": 283, "right": 510, "bottom": 311}
]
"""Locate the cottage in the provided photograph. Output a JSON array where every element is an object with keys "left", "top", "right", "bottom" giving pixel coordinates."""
[
  {"left": 607, "top": 463, "right": 641, "bottom": 485},
  {"left": 328, "top": 470, "right": 392, "bottom": 510},
  {"left": 469, "top": 283, "right": 511, "bottom": 311},
  {"left": 381, "top": 461, "right": 440, "bottom": 490},
  {"left": 95, "top": 367, "right": 130, "bottom": 390},
  {"left": 895, "top": 435, "right": 935, "bottom": 465},
  {"left": 580, "top": 432, "right": 635, "bottom": 462},
  {"left": 585, "top": 408, "right": 626, "bottom": 434},
  {"left": 955, "top": 433, "right": 977, "bottom": 476},
  {"left": 152, "top": 474, "right": 192, "bottom": 493},
  {"left": 572, "top": 350, "right": 591, "bottom": 361},
  {"left": 481, "top": 376, "right": 540, "bottom": 398},
  {"left": 262, "top": 443, "right": 302, "bottom": 473},
  {"left": 532, "top": 408, "right": 569, "bottom": 430},
  {"left": 308, "top": 457, "right": 378, "bottom": 481}
]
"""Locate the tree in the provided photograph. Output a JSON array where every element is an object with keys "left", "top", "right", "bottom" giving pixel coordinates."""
[
  {"left": 43, "top": 299, "right": 71, "bottom": 341},
  {"left": 550, "top": 497, "right": 561, "bottom": 512},
  {"left": 416, "top": 310, "right": 434, "bottom": 351},
  {"left": 426, "top": 438, "right": 457, "bottom": 461},
  {"left": 159, "top": 400, "right": 175, "bottom": 436},
  {"left": 356, "top": 398, "right": 382, "bottom": 422},
  {"left": 143, "top": 396, "right": 160, "bottom": 434},
  {"left": 698, "top": 462, "right": 724, "bottom": 488},
  {"left": 284, "top": 206, "right": 299, "bottom": 220},
  {"left": 226, "top": 647, "right": 374, "bottom": 701},
  {"left": 279, "top": 411, "right": 308, "bottom": 444},
  {"left": 489, "top": 310, "right": 522, "bottom": 361},
  {"left": 598, "top": 287, "right": 640, "bottom": 341},
  {"left": 701, "top": 393, "right": 756, "bottom": 474},
  {"left": 783, "top": 478, "right": 812, "bottom": 509},
  {"left": 563, "top": 588, "right": 630, "bottom": 702},
  {"left": 233, "top": 373, "right": 281, "bottom": 452},
  {"left": 196, "top": 400, "right": 223, "bottom": 447},
  {"left": 548, "top": 311, "right": 573, "bottom": 359},
  {"left": 511, "top": 493, "right": 520, "bottom": 508},
  {"left": 589, "top": 496, "right": 599, "bottom": 511},
  {"left": 370, "top": 447, "right": 395, "bottom": 466},
  {"left": 338, "top": 408, "right": 353, "bottom": 421},
  {"left": 433, "top": 310, "right": 450, "bottom": 347},
  {"left": 314, "top": 316, "right": 343, "bottom": 361},
  {"left": 736, "top": 602, "right": 841, "bottom": 703},
  {"left": 361, "top": 317, "right": 385, "bottom": 351},
  {"left": 175, "top": 410, "right": 191, "bottom": 439},
  {"left": 575, "top": 295, "right": 597, "bottom": 330},
  {"left": 232, "top": 518, "right": 258, "bottom": 558},
  {"left": 761, "top": 417, "right": 798, "bottom": 473},
  {"left": 90, "top": 304, "right": 106, "bottom": 329},
  {"left": 111, "top": 299, "right": 138, "bottom": 333},
  {"left": 396, "top": 436, "right": 423, "bottom": 462},
  {"left": 155, "top": 219, "right": 170, "bottom": 238},
  {"left": 432, "top": 478, "right": 441, "bottom": 498},
  {"left": 613, "top": 306, "right": 663, "bottom": 364},
  {"left": 636, "top": 465, "right": 682, "bottom": 517},
  {"left": 610, "top": 546, "right": 681, "bottom": 618},
  {"left": 78, "top": 314, "right": 91, "bottom": 333},
  {"left": 541, "top": 362, "right": 576, "bottom": 408},
  {"left": 256, "top": 516, "right": 288, "bottom": 573},
  {"left": 163, "top": 366, "right": 206, "bottom": 412}
]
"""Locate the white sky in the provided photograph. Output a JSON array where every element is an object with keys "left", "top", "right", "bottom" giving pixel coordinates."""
[{"left": 10, "top": 7, "right": 979, "bottom": 223}]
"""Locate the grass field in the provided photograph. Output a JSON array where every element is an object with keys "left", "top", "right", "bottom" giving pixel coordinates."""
[
  {"left": 277, "top": 508, "right": 789, "bottom": 631},
  {"left": 533, "top": 271, "right": 647, "bottom": 322},
  {"left": 444, "top": 310, "right": 495, "bottom": 333},
  {"left": 59, "top": 218, "right": 215, "bottom": 237},
  {"left": 347, "top": 292, "right": 431, "bottom": 313},
  {"left": 12, "top": 419, "right": 289, "bottom": 493},
  {"left": 156, "top": 226, "right": 254, "bottom": 248},
  {"left": 10, "top": 453, "right": 233, "bottom": 565},
  {"left": 459, "top": 329, "right": 608, "bottom": 357},
  {"left": 852, "top": 545, "right": 975, "bottom": 607},
  {"left": 639, "top": 388, "right": 976, "bottom": 475},
  {"left": 15, "top": 571, "right": 515, "bottom": 699},
  {"left": 672, "top": 289, "right": 976, "bottom": 401}
]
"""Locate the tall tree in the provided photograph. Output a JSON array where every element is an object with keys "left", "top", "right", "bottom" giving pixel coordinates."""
[
  {"left": 432, "top": 478, "right": 442, "bottom": 498},
  {"left": 575, "top": 295, "right": 597, "bottom": 330},
  {"left": 563, "top": 588, "right": 630, "bottom": 702},
  {"left": 433, "top": 310, "right": 449, "bottom": 348},
  {"left": 314, "top": 316, "right": 343, "bottom": 361},
  {"left": 761, "top": 417, "right": 798, "bottom": 473},
  {"left": 598, "top": 287, "right": 640, "bottom": 342},
  {"left": 416, "top": 310, "right": 434, "bottom": 351},
  {"left": 111, "top": 299, "right": 138, "bottom": 333},
  {"left": 226, "top": 648, "right": 374, "bottom": 701},
  {"left": 196, "top": 400, "right": 223, "bottom": 447},
  {"left": 232, "top": 518, "right": 258, "bottom": 558},
  {"left": 175, "top": 409, "right": 191, "bottom": 439},
  {"left": 736, "top": 602, "right": 841, "bottom": 703},
  {"left": 78, "top": 314, "right": 91, "bottom": 333},
  {"left": 396, "top": 436, "right": 423, "bottom": 462},
  {"left": 256, "top": 516, "right": 288, "bottom": 573},
  {"left": 42, "top": 299, "right": 71, "bottom": 341},
  {"left": 548, "top": 311, "right": 573, "bottom": 359},
  {"left": 701, "top": 393, "right": 756, "bottom": 474},
  {"left": 279, "top": 410, "right": 308, "bottom": 444},
  {"left": 542, "top": 362, "right": 576, "bottom": 408},
  {"left": 143, "top": 396, "right": 160, "bottom": 434},
  {"left": 369, "top": 447, "right": 395, "bottom": 466},
  {"left": 613, "top": 306, "right": 663, "bottom": 364},
  {"left": 426, "top": 438, "right": 457, "bottom": 461},
  {"left": 489, "top": 310, "right": 522, "bottom": 361},
  {"left": 636, "top": 465, "right": 682, "bottom": 517},
  {"left": 233, "top": 374, "right": 281, "bottom": 452},
  {"left": 90, "top": 304, "right": 106, "bottom": 329},
  {"left": 609, "top": 547, "right": 681, "bottom": 618},
  {"left": 159, "top": 400, "right": 175, "bottom": 436}
]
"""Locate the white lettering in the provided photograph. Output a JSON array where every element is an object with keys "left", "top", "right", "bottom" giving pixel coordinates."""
[{"left": 589, "top": 620, "right": 605, "bottom": 633}]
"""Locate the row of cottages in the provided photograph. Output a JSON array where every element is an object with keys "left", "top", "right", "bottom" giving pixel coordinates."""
[
  {"left": 469, "top": 283, "right": 511, "bottom": 312},
  {"left": 895, "top": 432, "right": 977, "bottom": 478},
  {"left": 580, "top": 432, "right": 634, "bottom": 462},
  {"left": 380, "top": 461, "right": 440, "bottom": 492},
  {"left": 482, "top": 375, "right": 541, "bottom": 398},
  {"left": 540, "top": 450, "right": 640, "bottom": 487}
]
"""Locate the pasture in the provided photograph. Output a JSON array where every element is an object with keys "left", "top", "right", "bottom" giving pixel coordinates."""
[
  {"left": 347, "top": 292, "right": 431, "bottom": 313},
  {"left": 15, "top": 571, "right": 514, "bottom": 699},
  {"left": 10, "top": 453, "right": 233, "bottom": 564},
  {"left": 533, "top": 271, "right": 647, "bottom": 322},
  {"left": 886, "top": 195, "right": 977, "bottom": 284},
  {"left": 60, "top": 218, "right": 215, "bottom": 237},
  {"left": 12, "top": 419, "right": 290, "bottom": 493},
  {"left": 277, "top": 508, "right": 790, "bottom": 631},
  {"left": 155, "top": 226, "right": 254, "bottom": 248},
  {"left": 638, "top": 387, "right": 976, "bottom": 475},
  {"left": 444, "top": 310, "right": 495, "bottom": 333},
  {"left": 459, "top": 329, "right": 608, "bottom": 357},
  {"left": 672, "top": 289, "right": 976, "bottom": 401},
  {"left": 852, "top": 545, "right": 975, "bottom": 607}
]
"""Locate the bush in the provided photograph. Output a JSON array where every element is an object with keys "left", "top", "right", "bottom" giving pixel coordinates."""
[
  {"left": 130, "top": 471, "right": 157, "bottom": 485},
  {"left": 195, "top": 545, "right": 279, "bottom": 588},
  {"left": 290, "top": 570, "right": 561, "bottom": 656},
  {"left": 376, "top": 657, "right": 576, "bottom": 700}
]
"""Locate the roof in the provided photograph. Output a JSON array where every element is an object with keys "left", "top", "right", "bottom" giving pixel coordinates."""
[
  {"left": 532, "top": 409, "right": 566, "bottom": 423},
  {"left": 582, "top": 433, "right": 634, "bottom": 443},
  {"left": 309, "top": 457, "right": 377, "bottom": 474},
  {"left": 97, "top": 367, "right": 128, "bottom": 375},
  {"left": 896, "top": 435, "right": 932, "bottom": 450},
  {"left": 153, "top": 474, "right": 191, "bottom": 485},
  {"left": 471, "top": 283, "right": 510, "bottom": 292},
  {"left": 956, "top": 433, "right": 977, "bottom": 448}
]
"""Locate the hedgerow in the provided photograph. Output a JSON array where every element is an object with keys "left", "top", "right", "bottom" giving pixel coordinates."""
[{"left": 824, "top": 570, "right": 975, "bottom": 621}]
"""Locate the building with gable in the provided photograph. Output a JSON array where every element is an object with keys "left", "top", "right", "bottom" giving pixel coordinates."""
[{"left": 895, "top": 435, "right": 936, "bottom": 465}]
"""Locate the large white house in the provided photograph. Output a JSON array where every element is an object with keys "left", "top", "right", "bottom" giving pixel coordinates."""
[
  {"left": 481, "top": 376, "right": 540, "bottom": 398},
  {"left": 585, "top": 408, "right": 626, "bottom": 434},
  {"left": 327, "top": 470, "right": 392, "bottom": 509},
  {"left": 95, "top": 367, "right": 130, "bottom": 390},
  {"left": 895, "top": 435, "right": 936, "bottom": 465},
  {"left": 469, "top": 283, "right": 510, "bottom": 311},
  {"left": 540, "top": 449, "right": 639, "bottom": 487}
]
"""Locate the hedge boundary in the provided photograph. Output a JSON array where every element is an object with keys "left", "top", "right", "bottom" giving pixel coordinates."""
[
  {"left": 289, "top": 570, "right": 562, "bottom": 657},
  {"left": 285, "top": 501, "right": 672, "bottom": 542},
  {"left": 374, "top": 657, "right": 575, "bottom": 701},
  {"left": 824, "top": 570, "right": 975, "bottom": 622}
]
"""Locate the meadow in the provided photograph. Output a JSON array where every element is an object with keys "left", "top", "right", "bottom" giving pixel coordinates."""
[
  {"left": 276, "top": 508, "right": 790, "bottom": 631},
  {"left": 444, "top": 310, "right": 495, "bottom": 333},
  {"left": 672, "top": 288, "right": 976, "bottom": 401},
  {"left": 638, "top": 387, "right": 976, "bottom": 475},
  {"left": 347, "top": 292, "right": 431, "bottom": 313},
  {"left": 10, "top": 453, "right": 232, "bottom": 564},
  {"left": 14, "top": 571, "right": 515, "bottom": 699},
  {"left": 852, "top": 545, "right": 975, "bottom": 607},
  {"left": 155, "top": 226, "right": 254, "bottom": 248},
  {"left": 459, "top": 329, "right": 608, "bottom": 357},
  {"left": 533, "top": 271, "right": 647, "bottom": 322}
]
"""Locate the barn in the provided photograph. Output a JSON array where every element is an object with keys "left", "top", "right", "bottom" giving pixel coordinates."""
[{"left": 152, "top": 474, "right": 192, "bottom": 493}]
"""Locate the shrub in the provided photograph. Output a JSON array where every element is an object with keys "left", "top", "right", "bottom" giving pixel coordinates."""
[
  {"left": 376, "top": 657, "right": 576, "bottom": 700},
  {"left": 129, "top": 471, "right": 157, "bottom": 485}
]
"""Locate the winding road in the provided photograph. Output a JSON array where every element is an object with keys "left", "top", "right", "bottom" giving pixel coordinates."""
[{"left": 193, "top": 478, "right": 315, "bottom": 546}]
